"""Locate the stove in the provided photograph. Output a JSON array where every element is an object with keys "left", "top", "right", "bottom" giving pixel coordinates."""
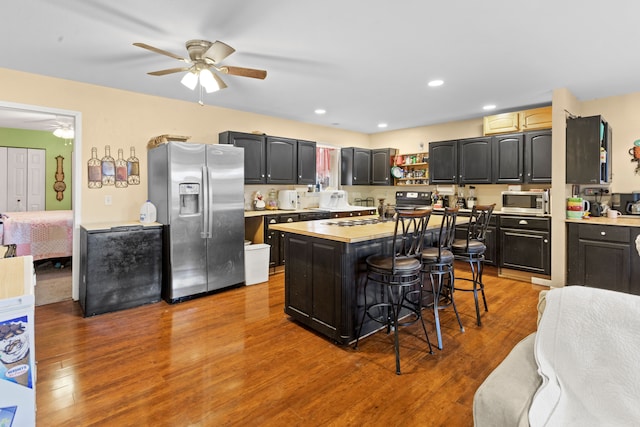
[
  {"left": 325, "top": 218, "right": 389, "bottom": 227},
  {"left": 395, "top": 191, "right": 432, "bottom": 208}
]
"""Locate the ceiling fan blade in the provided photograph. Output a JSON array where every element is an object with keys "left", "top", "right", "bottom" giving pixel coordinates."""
[
  {"left": 213, "top": 73, "right": 228, "bottom": 90},
  {"left": 222, "top": 66, "right": 267, "bottom": 80},
  {"left": 133, "top": 42, "right": 189, "bottom": 63},
  {"left": 147, "top": 67, "right": 191, "bottom": 76},
  {"left": 204, "top": 40, "right": 235, "bottom": 63}
]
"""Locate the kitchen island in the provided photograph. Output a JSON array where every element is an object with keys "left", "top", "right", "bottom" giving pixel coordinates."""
[{"left": 269, "top": 214, "right": 464, "bottom": 344}]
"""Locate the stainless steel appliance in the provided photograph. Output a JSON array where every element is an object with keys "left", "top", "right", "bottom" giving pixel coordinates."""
[
  {"left": 148, "top": 142, "right": 245, "bottom": 303},
  {"left": 395, "top": 191, "right": 432, "bottom": 209},
  {"left": 502, "top": 190, "right": 550, "bottom": 214}
]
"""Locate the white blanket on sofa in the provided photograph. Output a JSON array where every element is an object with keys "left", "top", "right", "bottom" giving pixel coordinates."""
[{"left": 529, "top": 286, "right": 640, "bottom": 427}]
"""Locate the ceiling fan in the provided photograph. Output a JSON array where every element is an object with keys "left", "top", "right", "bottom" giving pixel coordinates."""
[{"left": 133, "top": 39, "right": 267, "bottom": 97}]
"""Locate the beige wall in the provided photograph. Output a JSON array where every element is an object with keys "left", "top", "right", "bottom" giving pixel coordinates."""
[{"left": 0, "top": 67, "right": 369, "bottom": 224}]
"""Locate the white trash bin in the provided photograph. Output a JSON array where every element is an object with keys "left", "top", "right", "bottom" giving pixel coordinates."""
[{"left": 244, "top": 243, "right": 270, "bottom": 285}]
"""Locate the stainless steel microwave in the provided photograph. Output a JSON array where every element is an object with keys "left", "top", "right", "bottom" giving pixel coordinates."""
[{"left": 502, "top": 190, "right": 550, "bottom": 214}]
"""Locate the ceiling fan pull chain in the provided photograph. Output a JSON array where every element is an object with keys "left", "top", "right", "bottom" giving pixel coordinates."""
[{"left": 198, "top": 84, "right": 204, "bottom": 106}]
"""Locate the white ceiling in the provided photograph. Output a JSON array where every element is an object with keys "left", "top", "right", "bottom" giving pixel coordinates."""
[{"left": 2, "top": 0, "right": 640, "bottom": 134}]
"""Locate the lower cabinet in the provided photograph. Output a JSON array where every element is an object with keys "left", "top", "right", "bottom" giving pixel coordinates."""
[
  {"left": 264, "top": 212, "right": 330, "bottom": 267},
  {"left": 498, "top": 216, "right": 550, "bottom": 275},
  {"left": 567, "top": 223, "right": 640, "bottom": 295},
  {"left": 79, "top": 224, "right": 163, "bottom": 317}
]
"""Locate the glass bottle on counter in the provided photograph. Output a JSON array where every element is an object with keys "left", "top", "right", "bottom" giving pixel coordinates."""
[
  {"left": 101, "top": 145, "right": 115, "bottom": 186},
  {"left": 127, "top": 147, "right": 140, "bottom": 185},
  {"left": 266, "top": 188, "right": 278, "bottom": 210},
  {"left": 115, "top": 148, "right": 128, "bottom": 188},
  {"left": 88, "top": 147, "right": 102, "bottom": 188}
]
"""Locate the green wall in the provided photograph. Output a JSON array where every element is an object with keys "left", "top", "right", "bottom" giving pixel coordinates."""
[{"left": 0, "top": 127, "right": 73, "bottom": 210}]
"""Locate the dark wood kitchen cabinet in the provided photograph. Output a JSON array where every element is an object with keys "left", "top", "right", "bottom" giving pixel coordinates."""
[
  {"left": 566, "top": 223, "right": 640, "bottom": 295},
  {"left": 566, "top": 115, "right": 612, "bottom": 184},
  {"left": 429, "top": 140, "right": 458, "bottom": 184},
  {"left": 341, "top": 147, "right": 371, "bottom": 185},
  {"left": 220, "top": 131, "right": 313, "bottom": 185},
  {"left": 266, "top": 136, "right": 297, "bottom": 184},
  {"left": 525, "top": 130, "right": 552, "bottom": 183},
  {"left": 218, "top": 131, "right": 266, "bottom": 184},
  {"left": 492, "top": 130, "right": 552, "bottom": 184},
  {"left": 429, "top": 137, "right": 491, "bottom": 184},
  {"left": 296, "top": 139, "right": 316, "bottom": 185},
  {"left": 371, "top": 148, "right": 397, "bottom": 185},
  {"left": 499, "top": 216, "right": 551, "bottom": 275}
]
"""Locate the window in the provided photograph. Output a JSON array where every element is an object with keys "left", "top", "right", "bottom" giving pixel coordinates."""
[{"left": 316, "top": 144, "right": 340, "bottom": 190}]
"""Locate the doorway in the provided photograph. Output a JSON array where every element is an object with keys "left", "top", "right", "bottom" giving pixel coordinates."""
[{"left": 0, "top": 100, "right": 82, "bottom": 302}]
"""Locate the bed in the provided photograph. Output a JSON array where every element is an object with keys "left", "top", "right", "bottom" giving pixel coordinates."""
[{"left": 0, "top": 210, "right": 73, "bottom": 261}]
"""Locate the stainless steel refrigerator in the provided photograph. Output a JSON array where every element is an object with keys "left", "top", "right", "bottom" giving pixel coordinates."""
[{"left": 148, "top": 142, "right": 245, "bottom": 303}]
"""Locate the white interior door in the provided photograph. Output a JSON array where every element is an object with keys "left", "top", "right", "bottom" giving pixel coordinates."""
[
  {"left": 7, "top": 147, "right": 27, "bottom": 211},
  {"left": 27, "top": 148, "right": 45, "bottom": 210},
  {"left": 0, "top": 147, "right": 6, "bottom": 212}
]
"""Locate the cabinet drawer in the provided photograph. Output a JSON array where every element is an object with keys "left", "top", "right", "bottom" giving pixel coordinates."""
[
  {"left": 499, "top": 216, "right": 549, "bottom": 231},
  {"left": 578, "top": 224, "right": 630, "bottom": 243}
]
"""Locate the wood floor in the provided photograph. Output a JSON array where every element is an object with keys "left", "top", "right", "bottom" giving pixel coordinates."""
[{"left": 35, "top": 265, "right": 542, "bottom": 426}]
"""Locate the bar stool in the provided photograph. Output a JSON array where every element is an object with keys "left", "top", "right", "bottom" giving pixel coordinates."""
[
  {"left": 421, "top": 207, "right": 463, "bottom": 350},
  {"left": 451, "top": 204, "right": 495, "bottom": 326},
  {"left": 354, "top": 209, "right": 433, "bottom": 375}
]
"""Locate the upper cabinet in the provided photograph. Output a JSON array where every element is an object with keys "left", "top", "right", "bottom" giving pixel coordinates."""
[
  {"left": 219, "top": 131, "right": 315, "bottom": 185},
  {"left": 484, "top": 106, "right": 552, "bottom": 136},
  {"left": 429, "top": 137, "right": 492, "bottom": 184},
  {"left": 296, "top": 140, "right": 316, "bottom": 185},
  {"left": 566, "top": 115, "right": 612, "bottom": 184},
  {"left": 492, "top": 131, "right": 552, "bottom": 184},
  {"left": 341, "top": 147, "right": 397, "bottom": 186},
  {"left": 218, "top": 131, "right": 266, "bottom": 184},
  {"left": 266, "top": 136, "right": 297, "bottom": 184}
]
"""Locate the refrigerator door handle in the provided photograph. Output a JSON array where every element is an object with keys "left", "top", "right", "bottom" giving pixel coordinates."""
[
  {"left": 207, "top": 165, "right": 214, "bottom": 238},
  {"left": 201, "top": 165, "right": 209, "bottom": 238}
]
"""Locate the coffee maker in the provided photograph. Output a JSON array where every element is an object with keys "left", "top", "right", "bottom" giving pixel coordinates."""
[{"left": 615, "top": 193, "right": 640, "bottom": 215}]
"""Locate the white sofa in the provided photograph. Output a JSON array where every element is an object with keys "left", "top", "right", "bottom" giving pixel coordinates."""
[{"left": 473, "top": 286, "right": 640, "bottom": 427}]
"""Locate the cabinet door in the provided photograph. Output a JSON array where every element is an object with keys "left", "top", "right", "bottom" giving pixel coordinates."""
[
  {"left": 297, "top": 140, "right": 316, "bottom": 185},
  {"left": 492, "top": 133, "right": 524, "bottom": 183},
  {"left": 483, "top": 226, "right": 497, "bottom": 266},
  {"left": 483, "top": 112, "right": 519, "bottom": 135},
  {"left": 285, "top": 235, "right": 313, "bottom": 319},
  {"left": 459, "top": 137, "right": 492, "bottom": 184},
  {"left": 566, "top": 115, "right": 609, "bottom": 184},
  {"left": 353, "top": 148, "right": 371, "bottom": 185},
  {"left": 577, "top": 239, "right": 630, "bottom": 293},
  {"left": 429, "top": 140, "right": 457, "bottom": 184},
  {"left": 219, "top": 132, "right": 266, "bottom": 184},
  {"left": 525, "top": 130, "right": 552, "bottom": 183},
  {"left": 499, "top": 229, "right": 550, "bottom": 275},
  {"left": 520, "top": 106, "right": 552, "bottom": 132},
  {"left": 371, "top": 148, "right": 395, "bottom": 185},
  {"left": 266, "top": 136, "right": 297, "bottom": 184},
  {"left": 340, "top": 148, "right": 354, "bottom": 186},
  {"left": 265, "top": 228, "right": 281, "bottom": 267}
]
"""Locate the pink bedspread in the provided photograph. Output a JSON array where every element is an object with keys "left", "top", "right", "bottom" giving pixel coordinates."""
[{"left": 1, "top": 210, "right": 73, "bottom": 260}]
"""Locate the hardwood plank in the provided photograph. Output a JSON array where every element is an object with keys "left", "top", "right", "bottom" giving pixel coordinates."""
[{"left": 35, "top": 265, "right": 542, "bottom": 425}]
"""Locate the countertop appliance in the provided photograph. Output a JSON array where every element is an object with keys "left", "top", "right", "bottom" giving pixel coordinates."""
[
  {"left": 148, "top": 142, "right": 245, "bottom": 303},
  {"left": 502, "top": 189, "right": 550, "bottom": 214},
  {"left": 278, "top": 190, "right": 297, "bottom": 210},
  {"left": 317, "top": 190, "right": 374, "bottom": 212}
]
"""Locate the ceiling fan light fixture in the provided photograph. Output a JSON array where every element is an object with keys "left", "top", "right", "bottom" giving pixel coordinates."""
[
  {"left": 181, "top": 71, "right": 198, "bottom": 90},
  {"left": 199, "top": 69, "right": 220, "bottom": 93},
  {"left": 53, "top": 127, "right": 74, "bottom": 139}
]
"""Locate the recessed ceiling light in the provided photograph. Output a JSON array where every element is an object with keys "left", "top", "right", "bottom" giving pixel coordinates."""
[
  {"left": 314, "top": 109, "right": 326, "bottom": 115},
  {"left": 483, "top": 104, "right": 497, "bottom": 111},
  {"left": 428, "top": 79, "right": 444, "bottom": 87},
  {"left": 377, "top": 123, "right": 388, "bottom": 128}
]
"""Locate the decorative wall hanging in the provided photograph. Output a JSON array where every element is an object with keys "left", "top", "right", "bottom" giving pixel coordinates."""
[
  {"left": 53, "top": 155, "right": 66, "bottom": 201},
  {"left": 88, "top": 146, "right": 141, "bottom": 189}
]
